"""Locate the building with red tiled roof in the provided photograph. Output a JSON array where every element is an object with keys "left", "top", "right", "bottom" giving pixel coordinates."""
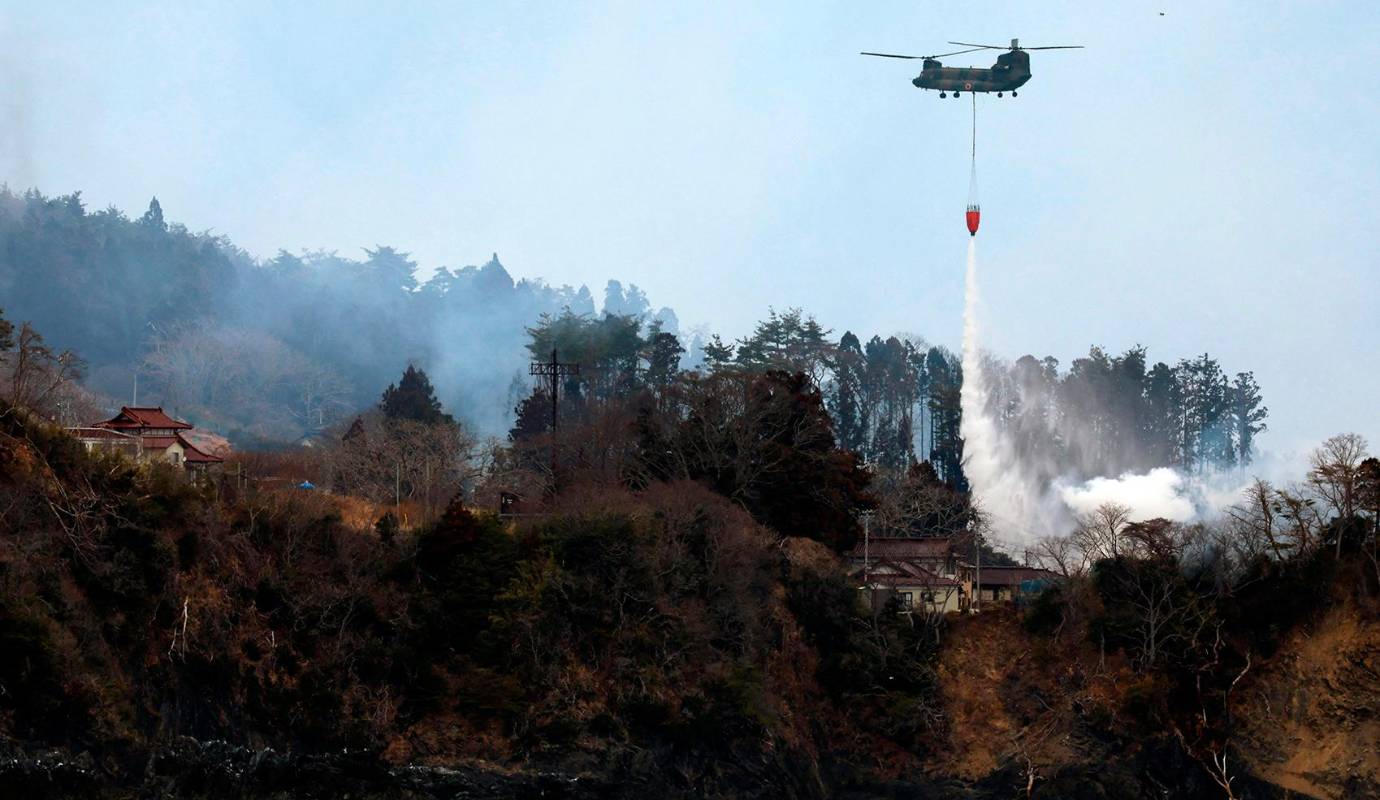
[
  {"left": 77, "top": 406, "right": 223, "bottom": 471},
  {"left": 95, "top": 406, "right": 194, "bottom": 433}
]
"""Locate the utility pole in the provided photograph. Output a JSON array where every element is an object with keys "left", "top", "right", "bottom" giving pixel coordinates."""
[
  {"left": 529, "top": 348, "right": 580, "bottom": 493},
  {"left": 858, "top": 509, "right": 876, "bottom": 612},
  {"left": 862, "top": 511, "right": 873, "bottom": 584},
  {"left": 973, "top": 526, "right": 982, "bottom": 614}
]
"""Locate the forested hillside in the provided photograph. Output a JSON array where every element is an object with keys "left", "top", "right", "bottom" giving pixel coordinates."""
[
  {"left": 527, "top": 308, "right": 1269, "bottom": 494},
  {"left": 2, "top": 187, "right": 1266, "bottom": 491},
  {"left": 0, "top": 188, "right": 675, "bottom": 442},
  {"left": 0, "top": 383, "right": 1374, "bottom": 799}
]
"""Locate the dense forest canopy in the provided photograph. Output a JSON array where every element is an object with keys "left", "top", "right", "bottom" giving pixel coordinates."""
[{"left": 1, "top": 186, "right": 1267, "bottom": 492}]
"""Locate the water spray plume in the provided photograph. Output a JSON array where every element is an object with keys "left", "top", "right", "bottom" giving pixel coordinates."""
[{"left": 959, "top": 241, "right": 1060, "bottom": 540}]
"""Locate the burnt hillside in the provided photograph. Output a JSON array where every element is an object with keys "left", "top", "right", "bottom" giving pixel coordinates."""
[{"left": 1, "top": 402, "right": 1377, "bottom": 799}]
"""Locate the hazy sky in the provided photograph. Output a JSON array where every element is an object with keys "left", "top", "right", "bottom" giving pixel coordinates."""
[{"left": 3, "top": 1, "right": 1376, "bottom": 453}]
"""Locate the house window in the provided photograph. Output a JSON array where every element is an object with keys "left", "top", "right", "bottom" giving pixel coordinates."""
[{"left": 897, "top": 592, "right": 914, "bottom": 607}]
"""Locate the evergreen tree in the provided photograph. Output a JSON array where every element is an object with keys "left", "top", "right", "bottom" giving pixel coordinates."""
[
  {"left": 1178, "top": 354, "right": 1231, "bottom": 472},
  {"left": 509, "top": 389, "right": 552, "bottom": 442},
  {"left": 602, "top": 280, "right": 626, "bottom": 316},
  {"left": 380, "top": 365, "right": 454, "bottom": 425},
  {"left": 644, "top": 332, "right": 685, "bottom": 388},
  {"left": 1143, "top": 361, "right": 1179, "bottom": 467},
  {"left": 139, "top": 196, "right": 166, "bottom": 230},
  {"left": 621, "top": 284, "right": 651, "bottom": 319},
  {"left": 1228, "top": 371, "right": 1268, "bottom": 466},
  {"left": 702, "top": 335, "right": 735, "bottom": 371},
  {"left": 925, "top": 347, "right": 966, "bottom": 489},
  {"left": 571, "top": 285, "right": 596, "bottom": 316},
  {"left": 830, "top": 331, "right": 866, "bottom": 453},
  {"left": 362, "top": 245, "right": 419, "bottom": 292}
]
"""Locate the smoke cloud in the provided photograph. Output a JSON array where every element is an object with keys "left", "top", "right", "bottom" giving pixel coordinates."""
[
  {"left": 1056, "top": 468, "right": 1195, "bottom": 522},
  {"left": 959, "top": 241, "right": 1289, "bottom": 541}
]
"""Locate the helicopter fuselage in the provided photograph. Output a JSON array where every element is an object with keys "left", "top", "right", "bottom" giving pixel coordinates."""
[{"left": 913, "top": 50, "right": 1030, "bottom": 93}]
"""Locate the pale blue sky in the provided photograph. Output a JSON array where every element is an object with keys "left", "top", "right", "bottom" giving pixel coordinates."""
[{"left": 3, "top": 1, "right": 1376, "bottom": 452}]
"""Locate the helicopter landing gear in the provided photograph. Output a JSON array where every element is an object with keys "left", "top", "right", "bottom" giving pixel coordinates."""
[
  {"left": 953, "top": 91, "right": 961, "bottom": 98},
  {"left": 1012, "top": 90, "right": 1018, "bottom": 97},
  {"left": 997, "top": 92, "right": 1003, "bottom": 97},
  {"left": 939, "top": 92, "right": 947, "bottom": 98}
]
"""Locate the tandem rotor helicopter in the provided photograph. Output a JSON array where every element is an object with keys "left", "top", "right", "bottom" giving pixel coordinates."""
[{"left": 862, "top": 39, "right": 1083, "bottom": 98}]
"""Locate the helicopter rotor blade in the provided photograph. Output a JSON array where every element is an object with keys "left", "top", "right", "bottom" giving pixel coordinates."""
[
  {"left": 861, "top": 48, "right": 987, "bottom": 60},
  {"left": 947, "top": 41, "right": 1007, "bottom": 50},
  {"left": 1022, "top": 45, "right": 1085, "bottom": 50},
  {"left": 929, "top": 47, "right": 989, "bottom": 58}
]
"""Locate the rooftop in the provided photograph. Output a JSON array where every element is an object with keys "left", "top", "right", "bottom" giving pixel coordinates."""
[
  {"left": 966, "top": 565, "right": 1061, "bottom": 586},
  {"left": 848, "top": 536, "right": 955, "bottom": 560},
  {"left": 95, "top": 406, "right": 193, "bottom": 431}
]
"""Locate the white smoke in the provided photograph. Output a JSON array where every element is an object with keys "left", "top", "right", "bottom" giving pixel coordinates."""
[
  {"left": 958, "top": 241, "right": 1280, "bottom": 542},
  {"left": 1056, "top": 468, "right": 1196, "bottom": 521}
]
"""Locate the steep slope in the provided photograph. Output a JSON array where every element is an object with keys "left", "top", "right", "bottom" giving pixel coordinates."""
[{"left": 1235, "top": 601, "right": 1380, "bottom": 797}]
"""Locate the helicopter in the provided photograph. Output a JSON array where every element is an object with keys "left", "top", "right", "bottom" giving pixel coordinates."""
[{"left": 862, "top": 39, "right": 1083, "bottom": 98}]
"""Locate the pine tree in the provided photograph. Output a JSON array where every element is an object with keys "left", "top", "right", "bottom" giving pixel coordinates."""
[
  {"left": 644, "top": 332, "right": 685, "bottom": 388},
  {"left": 925, "top": 347, "right": 966, "bottom": 489},
  {"left": 509, "top": 390, "right": 551, "bottom": 442},
  {"left": 831, "top": 332, "right": 866, "bottom": 453},
  {"left": 1143, "top": 361, "right": 1179, "bottom": 467},
  {"left": 702, "top": 335, "right": 735, "bottom": 371},
  {"left": 139, "top": 196, "right": 166, "bottom": 230},
  {"left": 380, "top": 365, "right": 454, "bottom": 425},
  {"left": 362, "top": 245, "right": 419, "bottom": 292},
  {"left": 602, "top": 280, "right": 626, "bottom": 316},
  {"left": 1229, "top": 371, "right": 1268, "bottom": 466}
]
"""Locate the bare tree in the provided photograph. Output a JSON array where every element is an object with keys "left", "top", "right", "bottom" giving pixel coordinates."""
[
  {"left": 872, "top": 464, "right": 970, "bottom": 538},
  {"left": 1308, "top": 433, "right": 1370, "bottom": 556},
  {"left": 328, "top": 413, "right": 481, "bottom": 520},
  {"left": 1031, "top": 534, "right": 1088, "bottom": 578},
  {"left": 1123, "top": 566, "right": 1190, "bottom": 669},
  {"left": 1271, "top": 486, "right": 1325, "bottom": 557},
  {"left": 1071, "top": 502, "right": 1132, "bottom": 562},
  {"left": 2, "top": 322, "right": 86, "bottom": 415},
  {"left": 289, "top": 359, "right": 353, "bottom": 432},
  {"left": 1223, "top": 478, "right": 1287, "bottom": 562},
  {"left": 143, "top": 323, "right": 354, "bottom": 439}
]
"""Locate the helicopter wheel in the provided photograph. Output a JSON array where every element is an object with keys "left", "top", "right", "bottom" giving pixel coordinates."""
[
  {"left": 997, "top": 92, "right": 1003, "bottom": 98},
  {"left": 1012, "top": 90, "right": 1018, "bottom": 97},
  {"left": 953, "top": 91, "right": 960, "bottom": 98},
  {"left": 939, "top": 92, "right": 946, "bottom": 98}
]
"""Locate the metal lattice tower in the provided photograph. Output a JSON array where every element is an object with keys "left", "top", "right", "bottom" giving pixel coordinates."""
[{"left": 529, "top": 348, "right": 580, "bottom": 490}]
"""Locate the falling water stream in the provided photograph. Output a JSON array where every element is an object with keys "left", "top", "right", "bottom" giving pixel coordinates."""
[{"left": 959, "top": 241, "right": 1063, "bottom": 542}]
